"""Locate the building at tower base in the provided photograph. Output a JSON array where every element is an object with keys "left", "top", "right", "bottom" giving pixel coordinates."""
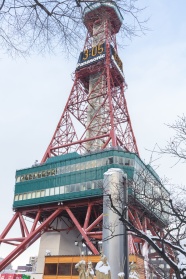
[{"left": 42, "top": 255, "right": 145, "bottom": 279}]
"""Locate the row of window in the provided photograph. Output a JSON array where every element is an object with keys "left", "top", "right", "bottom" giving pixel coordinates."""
[
  {"left": 16, "top": 156, "right": 135, "bottom": 183},
  {"left": 14, "top": 180, "right": 103, "bottom": 202},
  {"left": 44, "top": 262, "right": 96, "bottom": 276}
]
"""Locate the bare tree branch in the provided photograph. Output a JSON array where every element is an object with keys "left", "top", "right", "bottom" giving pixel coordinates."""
[
  {"left": 102, "top": 164, "right": 186, "bottom": 279},
  {"left": 0, "top": 0, "right": 148, "bottom": 56}
]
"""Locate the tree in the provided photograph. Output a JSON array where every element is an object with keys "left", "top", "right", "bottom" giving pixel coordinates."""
[
  {"left": 159, "top": 115, "right": 186, "bottom": 163},
  {"left": 102, "top": 165, "right": 186, "bottom": 279},
  {"left": 0, "top": 0, "right": 147, "bottom": 56}
]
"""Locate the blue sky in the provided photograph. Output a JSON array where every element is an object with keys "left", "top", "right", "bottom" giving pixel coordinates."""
[{"left": 0, "top": 0, "right": 186, "bottom": 269}]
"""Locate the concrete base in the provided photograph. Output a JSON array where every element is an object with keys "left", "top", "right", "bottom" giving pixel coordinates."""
[{"left": 36, "top": 217, "right": 82, "bottom": 275}]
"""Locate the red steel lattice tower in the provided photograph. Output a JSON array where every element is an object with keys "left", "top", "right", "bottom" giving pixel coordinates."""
[
  {"left": 41, "top": 2, "right": 139, "bottom": 162},
  {"left": 1, "top": 2, "right": 172, "bottom": 276},
  {"left": 0, "top": 1, "right": 140, "bottom": 272}
]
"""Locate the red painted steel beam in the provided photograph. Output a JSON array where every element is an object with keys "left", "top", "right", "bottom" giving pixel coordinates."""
[
  {"left": 83, "top": 204, "right": 92, "bottom": 230},
  {"left": 19, "top": 217, "right": 25, "bottom": 238},
  {"left": 128, "top": 234, "right": 139, "bottom": 254},
  {"left": 128, "top": 209, "right": 142, "bottom": 231},
  {"left": 3, "top": 248, "right": 26, "bottom": 269},
  {"left": 1, "top": 230, "right": 42, "bottom": 272},
  {"left": 1, "top": 240, "right": 25, "bottom": 243},
  {"left": 133, "top": 237, "right": 145, "bottom": 243},
  {"left": 0, "top": 213, "right": 19, "bottom": 243},
  {"left": 0, "top": 208, "right": 63, "bottom": 271},
  {"left": 50, "top": 133, "right": 110, "bottom": 151},
  {"left": 18, "top": 213, "right": 29, "bottom": 236},
  {"left": 142, "top": 217, "right": 147, "bottom": 231},
  {"left": 86, "top": 232, "right": 102, "bottom": 235},
  {"left": 105, "top": 40, "right": 117, "bottom": 147},
  {"left": 86, "top": 231, "right": 102, "bottom": 239},
  {"left": 30, "top": 210, "right": 41, "bottom": 232},
  {"left": 134, "top": 211, "right": 143, "bottom": 231},
  {"left": 102, "top": 137, "right": 111, "bottom": 149},
  {"left": 15, "top": 198, "right": 102, "bottom": 214},
  {"left": 65, "top": 207, "right": 99, "bottom": 255},
  {"left": 85, "top": 213, "right": 103, "bottom": 232},
  {"left": 148, "top": 222, "right": 160, "bottom": 237}
]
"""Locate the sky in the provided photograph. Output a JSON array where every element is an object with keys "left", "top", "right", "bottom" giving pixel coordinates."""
[{"left": 1, "top": 0, "right": 186, "bottom": 270}]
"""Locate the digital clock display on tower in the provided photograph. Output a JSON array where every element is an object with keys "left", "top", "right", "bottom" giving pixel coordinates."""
[
  {"left": 76, "top": 43, "right": 106, "bottom": 69},
  {"left": 76, "top": 42, "right": 123, "bottom": 77}
]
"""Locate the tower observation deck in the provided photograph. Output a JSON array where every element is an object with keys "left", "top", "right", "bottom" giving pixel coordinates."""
[
  {"left": 0, "top": 1, "right": 170, "bottom": 276},
  {"left": 14, "top": 148, "right": 168, "bottom": 226}
]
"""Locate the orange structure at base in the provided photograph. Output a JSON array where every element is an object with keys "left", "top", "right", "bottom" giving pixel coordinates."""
[{"left": 43, "top": 255, "right": 145, "bottom": 279}]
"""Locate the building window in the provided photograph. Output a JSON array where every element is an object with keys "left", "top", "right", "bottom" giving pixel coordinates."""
[
  {"left": 107, "top": 157, "right": 114, "bottom": 164},
  {"left": 75, "top": 184, "right": 81, "bottom": 192},
  {"left": 45, "top": 189, "right": 50, "bottom": 196},
  {"left": 44, "top": 264, "right": 57, "bottom": 275},
  {"left": 119, "top": 157, "right": 123, "bottom": 165},
  {"left": 41, "top": 190, "right": 45, "bottom": 197},
  {"left": 32, "top": 192, "right": 36, "bottom": 199},
  {"left": 60, "top": 186, "right": 64, "bottom": 194},
  {"left": 87, "top": 181, "right": 92, "bottom": 190},
  {"left": 125, "top": 159, "right": 130, "bottom": 166},
  {"left": 57, "top": 167, "right": 62, "bottom": 175},
  {"left": 16, "top": 176, "right": 21, "bottom": 183},
  {"left": 81, "top": 183, "right": 86, "bottom": 191},
  {"left": 72, "top": 263, "right": 78, "bottom": 276},
  {"left": 50, "top": 188, "right": 55, "bottom": 195},
  {"left": 58, "top": 263, "right": 71, "bottom": 275},
  {"left": 36, "top": 191, "right": 40, "bottom": 198},
  {"left": 55, "top": 187, "right": 59, "bottom": 195},
  {"left": 65, "top": 186, "right": 70, "bottom": 193},
  {"left": 96, "top": 159, "right": 102, "bottom": 167}
]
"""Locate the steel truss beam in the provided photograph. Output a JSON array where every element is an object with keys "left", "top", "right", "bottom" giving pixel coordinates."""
[
  {"left": 0, "top": 199, "right": 173, "bottom": 272},
  {"left": 0, "top": 199, "right": 103, "bottom": 271},
  {"left": 41, "top": 22, "right": 139, "bottom": 162}
]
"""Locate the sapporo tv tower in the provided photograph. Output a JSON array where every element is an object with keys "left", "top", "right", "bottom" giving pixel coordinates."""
[{"left": 0, "top": 1, "right": 170, "bottom": 278}]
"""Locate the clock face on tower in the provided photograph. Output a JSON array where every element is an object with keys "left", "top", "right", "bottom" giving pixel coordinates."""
[
  {"left": 81, "top": 43, "right": 105, "bottom": 60},
  {"left": 76, "top": 43, "right": 106, "bottom": 69},
  {"left": 76, "top": 42, "right": 123, "bottom": 74}
]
